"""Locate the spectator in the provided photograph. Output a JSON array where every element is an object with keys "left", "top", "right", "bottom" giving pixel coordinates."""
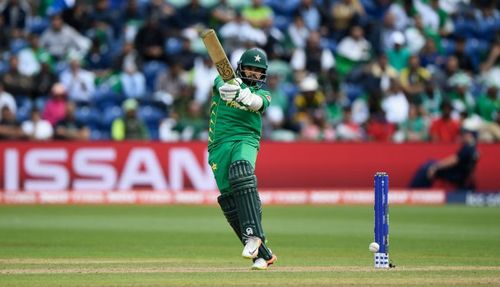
[
  {"left": 368, "top": 53, "right": 398, "bottom": 92},
  {"left": 336, "top": 25, "right": 372, "bottom": 62},
  {"left": 211, "top": 0, "right": 237, "bottom": 28},
  {"left": 397, "top": 103, "right": 429, "bottom": 142},
  {"left": 293, "top": 76, "right": 326, "bottom": 128},
  {"left": 0, "top": 83, "right": 16, "bottom": 122},
  {"left": 242, "top": 0, "right": 274, "bottom": 29},
  {"left": 447, "top": 72, "right": 475, "bottom": 115},
  {"left": 17, "top": 33, "right": 53, "bottom": 77},
  {"left": 1, "top": 55, "right": 34, "bottom": 97},
  {"left": 59, "top": 55, "right": 96, "bottom": 104},
  {"left": 119, "top": 60, "right": 146, "bottom": 99},
  {"left": 54, "top": 101, "right": 90, "bottom": 140},
  {"left": 290, "top": 31, "right": 335, "bottom": 77},
  {"left": 39, "top": 14, "right": 91, "bottom": 61},
  {"left": 400, "top": 55, "right": 432, "bottom": 104},
  {"left": 154, "top": 62, "right": 188, "bottom": 107},
  {"left": 219, "top": 12, "right": 267, "bottom": 53},
  {"left": 175, "top": 0, "right": 210, "bottom": 29},
  {"left": 329, "top": 0, "right": 365, "bottom": 41},
  {"left": 386, "top": 31, "right": 411, "bottom": 72},
  {"left": 476, "top": 82, "right": 499, "bottom": 123},
  {"left": 419, "top": 37, "right": 446, "bottom": 70},
  {"left": 452, "top": 37, "right": 475, "bottom": 73},
  {"left": 429, "top": 101, "right": 461, "bottom": 142},
  {"left": 295, "top": 0, "right": 322, "bottom": 31},
  {"left": 62, "top": 0, "right": 92, "bottom": 33},
  {"left": 33, "top": 59, "right": 58, "bottom": 98},
  {"left": 0, "top": 105, "right": 24, "bottom": 140},
  {"left": 111, "top": 98, "right": 149, "bottom": 140},
  {"left": 172, "top": 100, "right": 207, "bottom": 141},
  {"left": 133, "top": 17, "right": 165, "bottom": 62},
  {"left": 287, "top": 14, "right": 310, "bottom": 49},
  {"left": 382, "top": 79, "right": 409, "bottom": 124},
  {"left": 175, "top": 37, "right": 197, "bottom": 71},
  {"left": 0, "top": 0, "right": 30, "bottom": 30},
  {"left": 336, "top": 106, "right": 364, "bottom": 141},
  {"left": 410, "top": 118, "right": 479, "bottom": 189},
  {"left": 191, "top": 54, "right": 218, "bottom": 105},
  {"left": 365, "top": 107, "right": 396, "bottom": 142},
  {"left": 21, "top": 108, "right": 53, "bottom": 140},
  {"left": 113, "top": 42, "right": 143, "bottom": 73},
  {"left": 43, "top": 83, "right": 67, "bottom": 126},
  {"left": 299, "top": 109, "right": 336, "bottom": 141}
]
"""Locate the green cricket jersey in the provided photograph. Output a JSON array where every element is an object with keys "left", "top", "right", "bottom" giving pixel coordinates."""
[{"left": 208, "top": 75, "right": 271, "bottom": 151}]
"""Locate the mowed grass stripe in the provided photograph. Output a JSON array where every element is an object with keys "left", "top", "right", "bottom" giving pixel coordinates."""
[
  {"left": 2, "top": 264, "right": 500, "bottom": 274},
  {"left": 0, "top": 205, "right": 499, "bottom": 286}
]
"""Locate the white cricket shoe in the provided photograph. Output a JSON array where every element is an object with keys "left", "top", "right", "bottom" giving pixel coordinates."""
[
  {"left": 242, "top": 237, "right": 262, "bottom": 259},
  {"left": 251, "top": 254, "right": 277, "bottom": 270}
]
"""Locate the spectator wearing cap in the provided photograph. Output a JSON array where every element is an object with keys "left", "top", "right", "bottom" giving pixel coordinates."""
[
  {"left": 446, "top": 72, "right": 475, "bottom": 116},
  {"left": 386, "top": 31, "right": 411, "bottom": 72},
  {"left": 293, "top": 76, "right": 326, "bottom": 127},
  {"left": 54, "top": 101, "right": 89, "bottom": 140},
  {"left": 112, "top": 99, "right": 149, "bottom": 140},
  {"left": 43, "top": 83, "right": 67, "bottom": 126}
]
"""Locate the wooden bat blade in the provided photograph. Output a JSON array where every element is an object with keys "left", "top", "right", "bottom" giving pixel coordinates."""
[{"left": 201, "top": 29, "right": 236, "bottom": 82}]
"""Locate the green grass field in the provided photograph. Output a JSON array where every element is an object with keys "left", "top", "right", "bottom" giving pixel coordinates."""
[{"left": 1, "top": 205, "right": 499, "bottom": 286}]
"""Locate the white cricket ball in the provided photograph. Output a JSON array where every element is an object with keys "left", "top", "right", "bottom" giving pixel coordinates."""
[{"left": 369, "top": 242, "right": 380, "bottom": 253}]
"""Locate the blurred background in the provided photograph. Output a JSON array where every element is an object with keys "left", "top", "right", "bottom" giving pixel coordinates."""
[{"left": 0, "top": 0, "right": 499, "bottom": 201}]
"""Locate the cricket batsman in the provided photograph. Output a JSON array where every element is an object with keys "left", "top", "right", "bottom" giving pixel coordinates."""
[{"left": 208, "top": 48, "right": 277, "bottom": 270}]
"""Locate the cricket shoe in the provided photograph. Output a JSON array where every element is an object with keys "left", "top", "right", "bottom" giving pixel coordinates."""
[
  {"left": 242, "top": 237, "right": 262, "bottom": 259},
  {"left": 251, "top": 254, "right": 277, "bottom": 270}
]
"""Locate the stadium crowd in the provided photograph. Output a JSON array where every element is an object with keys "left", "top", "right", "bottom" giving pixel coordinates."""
[{"left": 0, "top": 0, "right": 498, "bottom": 142}]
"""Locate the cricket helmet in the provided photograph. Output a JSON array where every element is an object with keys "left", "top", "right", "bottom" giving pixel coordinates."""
[{"left": 236, "top": 48, "right": 268, "bottom": 88}]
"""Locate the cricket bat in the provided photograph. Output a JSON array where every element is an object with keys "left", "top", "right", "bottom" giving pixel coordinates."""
[{"left": 201, "top": 29, "right": 236, "bottom": 82}]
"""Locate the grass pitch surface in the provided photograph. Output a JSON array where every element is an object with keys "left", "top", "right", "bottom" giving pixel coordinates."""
[{"left": 0, "top": 205, "right": 499, "bottom": 286}]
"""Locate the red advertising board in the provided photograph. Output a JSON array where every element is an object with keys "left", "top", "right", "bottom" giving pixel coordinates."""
[{"left": 0, "top": 142, "right": 499, "bottom": 192}]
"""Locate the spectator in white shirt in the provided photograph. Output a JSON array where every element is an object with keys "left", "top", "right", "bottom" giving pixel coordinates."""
[
  {"left": 40, "top": 14, "right": 91, "bottom": 60},
  {"left": 60, "top": 56, "right": 95, "bottom": 103},
  {"left": 21, "top": 108, "right": 53, "bottom": 140},
  {"left": 0, "top": 83, "right": 16, "bottom": 122},
  {"left": 382, "top": 79, "right": 409, "bottom": 124},
  {"left": 288, "top": 14, "right": 310, "bottom": 49},
  {"left": 120, "top": 61, "right": 146, "bottom": 99},
  {"left": 337, "top": 25, "right": 372, "bottom": 62}
]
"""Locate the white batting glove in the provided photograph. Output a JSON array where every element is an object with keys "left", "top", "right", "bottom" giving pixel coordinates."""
[
  {"left": 235, "top": 88, "right": 263, "bottom": 111},
  {"left": 219, "top": 82, "right": 240, "bottom": 102}
]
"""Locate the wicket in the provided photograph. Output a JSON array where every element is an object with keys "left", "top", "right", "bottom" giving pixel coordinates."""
[{"left": 374, "top": 172, "right": 390, "bottom": 268}]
